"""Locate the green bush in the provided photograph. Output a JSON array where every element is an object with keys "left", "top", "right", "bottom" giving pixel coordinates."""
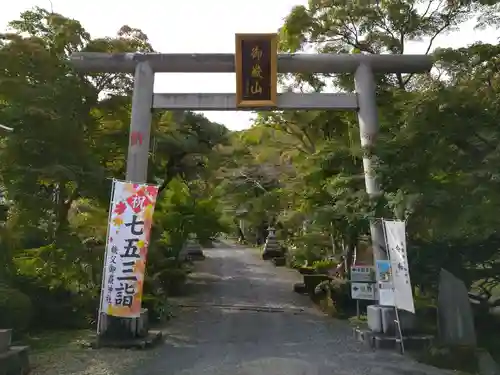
[
  {"left": 416, "top": 344, "right": 477, "bottom": 373},
  {"left": 414, "top": 294, "right": 438, "bottom": 334},
  {"left": 0, "top": 284, "right": 32, "bottom": 332},
  {"left": 142, "top": 293, "right": 173, "bottom": 323},
  {"left": 328, "top": 278, "right": 354, "bottom": 315},
  {"left": 314, "top": 279, "right": 330, "bottom": 299},
  {"left": 12, "top": 276, "right": 96, "bottom": 329},
  {"left": 303, "top": 274, "right": 330, "bottom": 296},
  {"left": 312, "top": 259, "right": 337, "bottom": 274},
  {"left": 286, "top": 254, "right": 301, "bottom": 269},
  {"left": 315, "top": 279, "right": 353, "bottom": 318},
  {"left": 157, "top": 268, "right": 188, "bottom": 296}
]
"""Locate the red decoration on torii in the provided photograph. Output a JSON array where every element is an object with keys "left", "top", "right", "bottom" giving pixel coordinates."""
[{"left": 130, "top": 131, "right": 143, "bottom": 146}]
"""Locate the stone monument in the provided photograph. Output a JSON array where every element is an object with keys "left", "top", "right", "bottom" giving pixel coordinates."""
[{"left": 437, "top": 268, "right": 477, "bottom": 346}]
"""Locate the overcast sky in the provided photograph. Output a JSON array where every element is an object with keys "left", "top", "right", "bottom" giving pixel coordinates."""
[{"left": 2, "top": 0, "right": 499, "bottom": 130}]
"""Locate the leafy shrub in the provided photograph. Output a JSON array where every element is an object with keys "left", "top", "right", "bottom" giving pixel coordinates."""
[
  {"left": 314, "top": 279, "right": 330, "bottom": 299},
  {"left": 0, "top": 284, "right": 32, "bottom": 332},
  {"left": 154, "top": 178, "right": 227, "bottom": 258},
  {"left": 154, "top": 235, "right": 184, "bottom": 260},
  {"left": 414, "top": 293, "right": 438, "bottom": 334},
  {"left": 288, "top": 247, "right": 322, "bottom": 266},
  {"left": 12, "top": 276, "right": 96, "bottom": 329},
  {"left": 312, "top": 259, "right": 337, "bottom": 274},
  {"left": 314, "top": 279, "right": 353, "bottom": 317},
  {"left": 141, "top": 272, "right": 168, "bottom": 322},
  {"left": 157, "top": 268, "right": 188, "bottom": 296},
  {"left": 303, "top": 274, "right": 331, "bottom": 296},
  {"left": 328, "top": 278, "right": 354, "bottom": 315},
  {"left": 286, "top": 254, "right": 302, "bottom": 269},
  {"left": 142, "top": 293, "right": 173, "bottom": 323},
  {"left": 0, "top": 203, "right": 8, "bottom": 221},
  {"left": 416, "top": 344, "right": 478, "bottom": 373},
  {"left": 289, "top": 231, "right": 333, "bottom": 263}
]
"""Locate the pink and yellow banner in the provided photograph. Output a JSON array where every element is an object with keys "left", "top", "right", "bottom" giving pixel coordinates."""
[{"left": 100, "top": 180, "right": 159, "bottom": 318}]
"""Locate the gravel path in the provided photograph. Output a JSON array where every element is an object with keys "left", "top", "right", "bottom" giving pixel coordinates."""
[{"left": 124, "top": 242, "right": 455, "bottom": 375}]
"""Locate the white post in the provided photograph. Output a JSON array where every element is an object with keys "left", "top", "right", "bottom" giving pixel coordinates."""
[{"left": 97, "top": 179, "right": 117, "bottom": 336}]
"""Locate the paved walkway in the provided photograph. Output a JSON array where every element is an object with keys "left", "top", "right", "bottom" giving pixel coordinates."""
[{"left": 133, "top": 242, "right": 453, "bottom": 375}]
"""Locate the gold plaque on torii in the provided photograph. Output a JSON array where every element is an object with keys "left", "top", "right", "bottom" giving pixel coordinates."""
[{"left": 235, "top": 33, "right": 278, "bottom": 108}]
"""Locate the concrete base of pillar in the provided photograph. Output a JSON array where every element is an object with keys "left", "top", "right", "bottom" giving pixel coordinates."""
[
  {"left": 0, "top": 330, "right": 12, "bottom": 353},
  {"left": 92, "top": 330, "right": 163, "bottom": 350},
  {"left": 98, "top": 309, "right": 149, "bottom": 340},
  {"left": 0, "top": 346, "right": 30, "bottom": 375},
  {"left": 0, "top": 330, "right": 30, "bottom": 375},
  {"left": 362, "top": 304, "right": 426, "bottom": 353},
  {"left": 367, "top": 305, "right": 416, "bottom": 335}
]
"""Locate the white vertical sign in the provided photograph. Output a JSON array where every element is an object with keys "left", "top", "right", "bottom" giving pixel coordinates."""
[{"left": 383, "top": 219, "right": 415, "bottom": 313}]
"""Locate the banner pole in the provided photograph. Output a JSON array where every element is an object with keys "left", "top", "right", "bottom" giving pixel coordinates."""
[
  {"left": 97, "top": 178, "right": 117, "bottom": 337},
  {"left": 382, "top": 219, "right": 405, "bottom": 354}
]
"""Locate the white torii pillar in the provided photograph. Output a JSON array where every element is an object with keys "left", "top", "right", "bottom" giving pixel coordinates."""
[{"left": 354, "top": 63, "right": 385, "bottom": 261}]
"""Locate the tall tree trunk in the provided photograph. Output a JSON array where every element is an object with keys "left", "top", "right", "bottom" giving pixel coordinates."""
[
  {"left": 158, "top": 153, "right": 188, "bottom": 195},
  {"left": 56, "top": 184, "right": 79, "bottom": 237},
  {"left": 345, "top": 233, "right": 358, "bottom": 279},
  {"left": 235, "top": 219, "right": 246, "bottom": 242}
]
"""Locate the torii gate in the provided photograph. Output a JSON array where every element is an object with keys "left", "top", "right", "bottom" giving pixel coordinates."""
[{"left": 70, "top": 34, "right": 432, "bottom": 338}]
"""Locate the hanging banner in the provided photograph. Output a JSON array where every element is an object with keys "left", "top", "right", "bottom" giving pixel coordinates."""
[
  {"left": 375, "top": 259, "right": 395, "bottom": 306},
  {"left": 100, "top": 180, "right": 159, "bottom": 318},
  {"left": 383, "top": 219, "right": 415, "bottom": 313}
]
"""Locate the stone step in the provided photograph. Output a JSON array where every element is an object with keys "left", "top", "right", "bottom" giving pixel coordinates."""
[{"left": 0, "top": 329, "right": 12, "bottom": 354}]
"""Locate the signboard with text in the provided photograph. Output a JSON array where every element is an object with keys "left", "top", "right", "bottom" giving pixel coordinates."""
[
  {"left": 350, "top": 265, "right": 375, "bottom": 283},
  {"left": 376, "top": 259, "right": 395, "bottom": 306},
  {"left": 351, "top": 282, "right": 376, "bottom": 300},
  {"left": 350, "top": 265, "right": 376, "bottom": 301},
  {"left": 235, "top": 33, "right": 278, "bottom": 108}
]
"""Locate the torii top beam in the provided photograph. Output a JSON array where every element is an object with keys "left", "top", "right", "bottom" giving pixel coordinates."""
[{"left": 69, "top": 52, "right": 433, "bottom": 74}]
